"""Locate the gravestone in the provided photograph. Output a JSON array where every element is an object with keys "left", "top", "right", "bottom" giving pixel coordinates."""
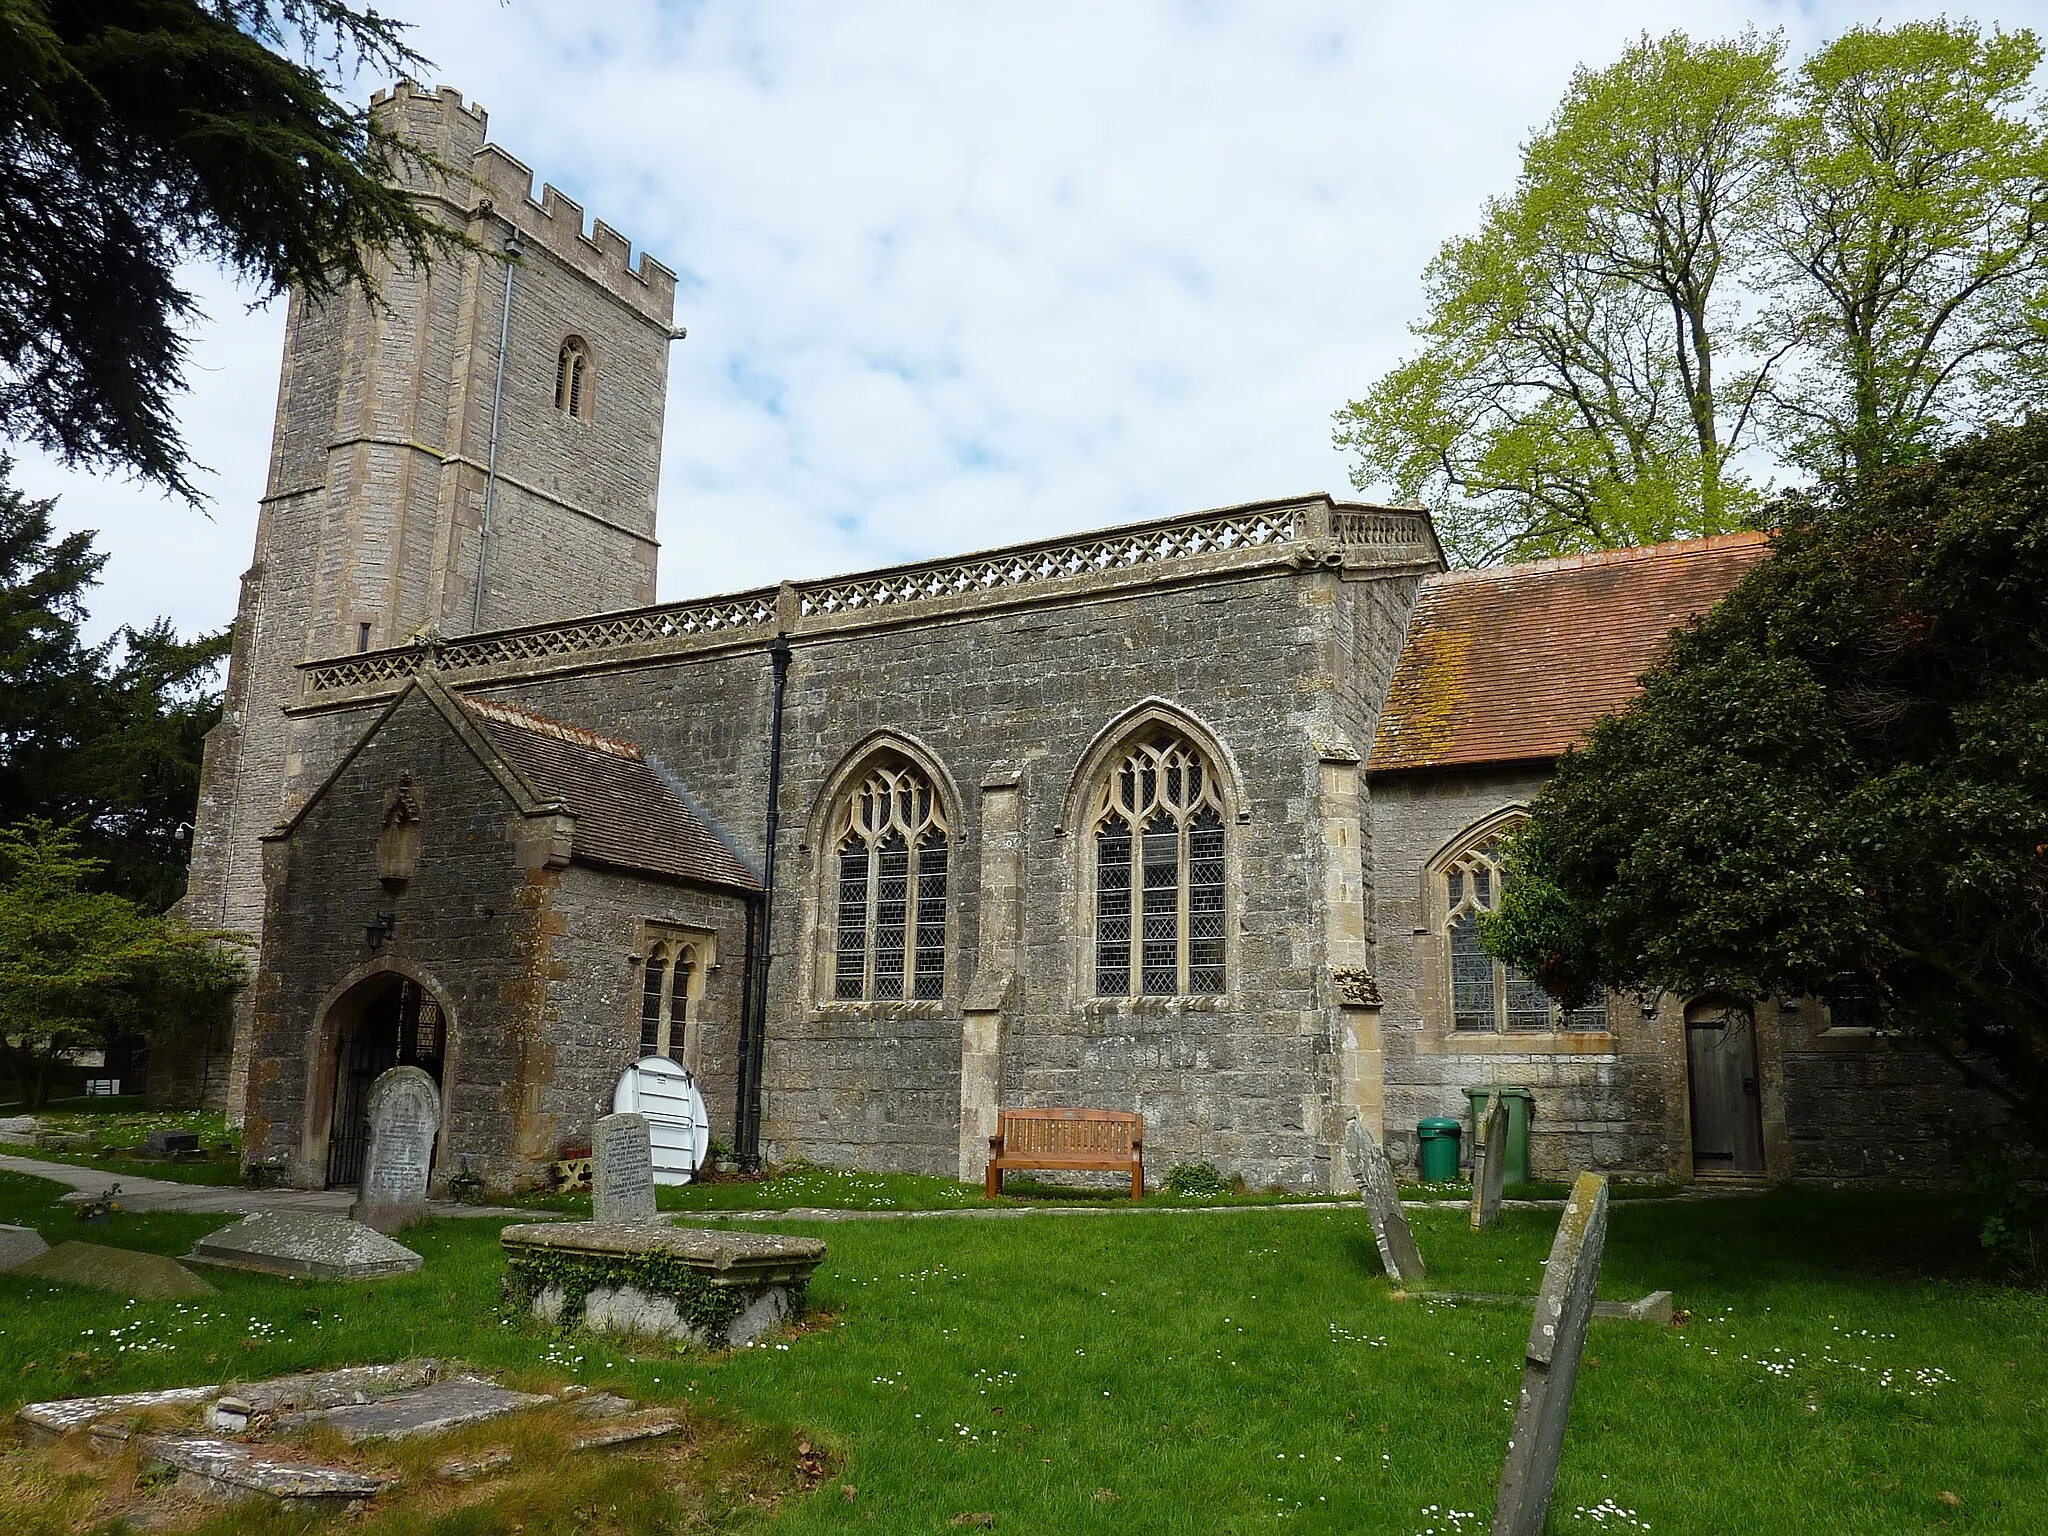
[
  {"left": 1342, "top": 1116, "right": 1425, "bottom": 1284},
  {"left": 592, "top": 1112, "right": 658, "bottom": 1225},
  {"left": 144, "top": 1129, "right": 200, "bottom": 1157},
  {"left": 14, "top": 1240, "right": 215, "bottom": 1300},
  {"left": 352, "top": 1066, "right": 439, "bottom": 1231},
  {"left": 0, "top": 1223, "right": 50, "bottom": 1271},
  {"left": 1470, "top": 1093, "right": 1509, "bottom": 1232},
  {"left": 186, "top": 1211, "right": 423, "bottom": 1281},
  {"left": 1492, "top": 1170, "right": 1609, "bottom": 1536}
]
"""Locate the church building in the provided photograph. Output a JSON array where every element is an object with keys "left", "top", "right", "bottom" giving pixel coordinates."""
[{"left": 183, "top": 83, "right": 1985, "bottom": 1197}]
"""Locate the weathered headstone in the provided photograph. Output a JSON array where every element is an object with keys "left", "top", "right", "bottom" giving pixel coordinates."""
[
  {"left": 1342, "top": 1116, "right": 1425, "bottom": 1284},
  {"left": 185, "top": 1212, "right": 423, "bottom": 1281},
  {"left": 352, "top": 1066, "right": 439, "bottom": 1231},
  {"left": 144, "top": 1128, "right": 201, "bottom": 1157},
  {"left": 1471, "top": 1093, "right": 1509, "bottom": 1232},
  {"left": 14, "top": 1240, "right": 215, "bottom": 1300},
  {"left": 0, "top": 1222, "right": 50, "bottom": 1271},
  {"left": 593, "top": 1112, "right": 658, "bottom": 1224},
  {"left": 1492, "top": 1170, "right": 1610, "bottom": 1536}
]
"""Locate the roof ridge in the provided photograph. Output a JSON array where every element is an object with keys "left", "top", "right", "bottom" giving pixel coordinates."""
[
  {"left": 1430, "top": 530, "right": 1769, "bottom": 586},
  {"left": 463, "top": 694, "right": 644, "bottom": 760}
]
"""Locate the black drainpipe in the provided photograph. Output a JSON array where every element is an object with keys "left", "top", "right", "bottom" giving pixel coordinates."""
[{"left": 737, "top": 635, "right": 792, "bottom": 1168}]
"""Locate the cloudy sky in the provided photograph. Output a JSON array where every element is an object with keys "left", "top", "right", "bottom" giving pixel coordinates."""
[{"left": 17, "top": 0, "right": 2044, "bottom": 642}]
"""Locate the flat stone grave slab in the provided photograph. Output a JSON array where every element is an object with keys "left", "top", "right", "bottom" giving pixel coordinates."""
[
  {"left": 1343, "top": 1117, "right": 1425, "bottom": 1284},
  {"left": 14, "top": 1240, "right": 214, "bottom": 1299},
  {"left": 502, "top": 1221, "right": 827, "bottom": 1348},
  {"left": 277, "top": 1376, "right": 550, "bottom": 1442},
  {"left": 17, "top": 1384, "right": 221, "bottom": 1443},
  {"left": 137, "top": 1434, "right": 392, "bottom": 1508},
  {"left": 186, "top": 1211, "right": 423, "bottom": 1282},
  {"left": 0, "top": 1222, "right": 50, "bottom": 1271}
]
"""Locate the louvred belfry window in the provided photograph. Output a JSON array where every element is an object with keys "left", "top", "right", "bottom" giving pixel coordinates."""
[
  {"left": 833, "top": 760, "right": 948, "bottom": 1001},
  {"left": 555, "top": 336, "right": 592, "bottom": 419},
  {"left": 1093, "top": 730, "right": 1227, "bottom": 997},
  {"left": 1443, "top": 827, "right": 1606, "bottom": 1033}
]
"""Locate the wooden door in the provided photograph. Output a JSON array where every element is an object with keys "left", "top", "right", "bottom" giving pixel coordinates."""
[{"left": 1685, "top": 996, "right": 1764, "bottom": 1174}]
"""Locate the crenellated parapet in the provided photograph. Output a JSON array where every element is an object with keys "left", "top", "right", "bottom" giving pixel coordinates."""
[
  {"left": 468, "top": 145, "right": 677, "bottom": 327},
  {"left": 367, "top": 79, "right": 676, "bottom": 328}
]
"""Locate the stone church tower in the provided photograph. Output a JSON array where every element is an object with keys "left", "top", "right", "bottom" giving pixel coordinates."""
[{"left": 182, "top": 82, "right": 678, "bottom": 1112}]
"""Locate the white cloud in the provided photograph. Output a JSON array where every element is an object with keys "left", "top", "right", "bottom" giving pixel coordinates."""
[{"left": 13, "top": 0, "right": 2033, "bottom": 640}]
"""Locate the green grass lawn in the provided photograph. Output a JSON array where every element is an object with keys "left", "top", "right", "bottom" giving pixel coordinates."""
[
  {"left": 0, "top": 1106, "right": 243, "bottom": 1187},
  {"left": 0, "top": 1168, "right": 2041, "bottom": 1534}
]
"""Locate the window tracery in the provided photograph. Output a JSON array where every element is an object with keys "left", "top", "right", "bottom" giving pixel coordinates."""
[
  {"left": 555, "top": 336, "right": 592, "bottom": 420},
  {"left": 636, "top": 937, "right": 697, "bottom": 1059},
  {"left": 832, "top": 759, "right": 948, "bottom": 1002},
  {"left": 1092, "top": 729, "right": 1226, "bottom": 997},
  {"left": 1441, "top": 825, "right": 1605, "bottom": 1033}
]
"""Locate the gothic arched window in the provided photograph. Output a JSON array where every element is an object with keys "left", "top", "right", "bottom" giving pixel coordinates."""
[
  {"left": 1092, "top": 729, "right": 1227, "bottom": 997},
  {"left": 555, "top": 336, "right": 593, "bottom": 420},
  {"left": 1440, "top": 821, "right": 1605, "bottom": 1033},
  {"left": 636, "top": 939, "right": 698, "bottom": 1059},
  {"left": 832, "top": 759, "right": 949, "bottom": 1001}
]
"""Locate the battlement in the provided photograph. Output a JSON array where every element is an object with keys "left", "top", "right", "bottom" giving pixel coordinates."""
[
  {"left": 367, "top": 80, "right": 675, "bottom": 329},
  {"left": 469, "top": 145, "right": 677, "bottom": 328}
]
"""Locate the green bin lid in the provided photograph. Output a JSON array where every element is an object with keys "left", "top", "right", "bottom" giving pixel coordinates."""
[{"left": 1417, "top": 1117, "right": 1462, "bottom": 1132}]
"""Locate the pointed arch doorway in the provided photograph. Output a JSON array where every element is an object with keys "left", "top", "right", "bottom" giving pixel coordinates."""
[{"left": 323, "top": 973, "right": 448, "bottom": 1189}]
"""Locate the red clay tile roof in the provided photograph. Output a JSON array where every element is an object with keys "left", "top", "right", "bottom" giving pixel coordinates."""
[
  {"left": 1368, "top": 532, "right": 1771, "bottom": 774},
  {"left": 463, "top": 695, "right": 760, "bottom": 892}
]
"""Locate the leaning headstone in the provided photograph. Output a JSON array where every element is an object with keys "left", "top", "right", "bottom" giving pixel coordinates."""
[
  {"left": 592, "top": 1112, "right": 658, "bottom": 1225},
  {"left": 14, "top": 1240, "right": 215, "bottom": 1300},
  {"left": 1471, "top": 1093, "right": 1510, "bottom": 1232},
  {"left": 0, "top": 1223, "right": 50, "bottom": 1271},
  {"left": 186, "top": 1211, "right": 422, "bottom": 1281},
  {"left": 1492, "top": 1171, "right": 1610, "bottom": 1536},
  {"left": 1342, "top": 1116, "right": 1425, "bottom": 1284},
  {"left": 352, "top": 1065, "right": 440, "bottom": 1231}
]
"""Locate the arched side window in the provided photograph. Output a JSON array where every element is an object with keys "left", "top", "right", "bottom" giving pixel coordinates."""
[
  {"left": 833, "top": 759, "right": 949, "bottom": 1001},
  {"left": 636, "top": 939, "right": 697, "bottom": 1059},
  {"left": 1092, "top": 729, "right": 1226, "bottom": 997},
  {"left": 1440, "top": 824, "right": 1605, "bottom": 1033},
  {"left": 554, "top": 336, "right": 593, "bottom": 420}
]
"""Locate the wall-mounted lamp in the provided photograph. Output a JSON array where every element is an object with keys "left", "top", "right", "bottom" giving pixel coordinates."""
[{"left": 364, "top": 913, "right": 396, "bottom": 950}]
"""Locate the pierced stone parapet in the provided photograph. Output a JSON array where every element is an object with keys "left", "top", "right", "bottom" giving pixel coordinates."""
[{"left": 296, "top": 496, "right": 1442, "bottom": 707}]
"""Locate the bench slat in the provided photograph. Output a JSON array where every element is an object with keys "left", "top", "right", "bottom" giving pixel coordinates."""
[{"left": 986, "top": 1107, "right": 1144, "bottom": 1201}]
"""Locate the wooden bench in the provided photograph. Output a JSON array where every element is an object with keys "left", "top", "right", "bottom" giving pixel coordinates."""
[{"left": 986, "top": 1107, "right": 1143, "bottom": 1200}]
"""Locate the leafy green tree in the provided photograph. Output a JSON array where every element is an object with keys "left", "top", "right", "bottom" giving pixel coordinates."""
[
  {"left": 1336, "top": 30, "right": 1780, "bottom": 564},
  {"left": 1341, "top": 22, "right": 2048, "bottom": 563},
  {"left": 0, "top": 0, "right": 454, "bottom": 499},
  {"left": 1484, "top": 419, "right": 2048, "bottom": 1147},
  {"left": 1759, "top": 21, "right": 2048, "bottom": 490},
  {"left": 0, "top": 819, "right": 242, "bottom": 1107},
  {"left": 0, "top": 460, "right": 227, "bottom": 907}
]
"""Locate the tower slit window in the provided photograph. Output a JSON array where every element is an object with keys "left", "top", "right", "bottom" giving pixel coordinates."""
[
  {"left": 555, "top": 336, "right": 593, "bottom": 420},
  {"left": 1441, "top": 826, "right": 1606, "bottom": 1033},
  {"left": 832, "top": 758, "right": 948, "bottom": 1002},
  {"left": 1092, "top": 729, "right": 1229, "bottom": 997}
]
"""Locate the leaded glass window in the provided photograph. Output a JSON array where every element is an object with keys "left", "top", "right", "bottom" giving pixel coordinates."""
[
  {"left": 832, "top": 759, "right": 949, "bottom": 1001},
  {"left": 636, "top": 941, "right": 696, "bottom": 1059},
  {"left": 1092, "top": 730, "right": 1229, "bottom": 997},
  {"left": 1442, "top": 828, "right": 1606, "bottom": 1033}
]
